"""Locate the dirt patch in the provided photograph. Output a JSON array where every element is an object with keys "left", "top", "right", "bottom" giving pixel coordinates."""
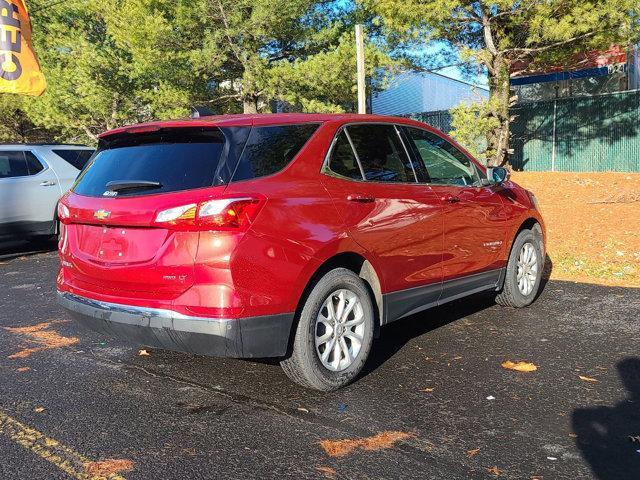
[
  {"left": 84, "top": 459, "right": 133, "bottom": 476},
  {"left": 319, "top": 431, "right": 413, "bottom": 457},
  {"left": 511, "top": 172, "right": 640, "bottom": 287},
  {"left": 4, "top": 321, "right": 79, "bottom": 359}
]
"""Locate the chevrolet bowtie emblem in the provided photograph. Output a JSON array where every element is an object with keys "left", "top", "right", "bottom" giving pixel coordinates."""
[{"left": 94, "top": 209, "right": 111, "bottom": 220}]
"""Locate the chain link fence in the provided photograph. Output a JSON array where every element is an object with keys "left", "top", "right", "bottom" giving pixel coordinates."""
[{"left": 409, "top": 89, "right": 640, "bottom": 172}]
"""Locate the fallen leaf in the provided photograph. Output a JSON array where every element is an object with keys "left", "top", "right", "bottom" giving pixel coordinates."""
[
  {"left": 297, "top": 407, "right": 309, "bottom": 413},
  {"left": 16, "top": 367, "right": 30, "bottom": 372},
  {"left": 501, "top": 360, "right": 538, "bottom": 372},
  {"left": 420, "top": 388, "right": 435, "bottom": 393},
  {"left": 467, "top": 448, "right": 480, "bottom": 458},
  {"left": 487, "top": 466, "right": 502, "bottom": 476},
  {"left": 85, "top": 459, "right": 133, "bottom": 476},
  {"left": 34, "top": 406, "right": 45, "bottom": 413},
  {"left": 315, "top": 466, "right": 337, "bottom": 478},
  {"left": 138, "top": 349, "right": 150, "bottom": 356},
  {"left": 579, "top": 375, "right": 598, "bottom": 382},
  {"left": 320, "top": 431, "right": 413, "bottom": 457},
  {"left": 5, "top": 321, "right": 78, "bottom": 359}
]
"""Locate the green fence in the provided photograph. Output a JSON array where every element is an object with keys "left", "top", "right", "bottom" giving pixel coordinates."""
[
  {"left": 511, "top": 90, "right": 640, "bottom": 172},
  {"left": 411, "top": 89, "right": 640, "bottom": 172}
]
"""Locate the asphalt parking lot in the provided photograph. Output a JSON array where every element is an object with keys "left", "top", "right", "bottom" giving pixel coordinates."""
[{"left": 1, "top": 240, "right": 639, "bottom": 479}]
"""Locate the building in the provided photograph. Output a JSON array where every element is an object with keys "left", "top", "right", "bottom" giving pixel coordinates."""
[
  {"left": 371, "top": 70, "right": 489, "bottom": 116},
  {"left": 511, "top": 45, "right": 640, "bottom": 103}
]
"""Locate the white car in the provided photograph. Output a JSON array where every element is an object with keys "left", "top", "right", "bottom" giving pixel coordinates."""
[{"left": 0, "top": 144, "right": 94, "bottom": 241}]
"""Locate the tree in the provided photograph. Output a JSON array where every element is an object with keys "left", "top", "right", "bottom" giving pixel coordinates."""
[
  {"left": 7, "top": 0, "right": 392, "bottom": 142},
  {"left": 24, "top": 0, "right": 211, "bottom": 142},
  {"left": 195, "top": 0, "right": 394, "bottom": 113},
  {"left": 0, "top": 95, "right": 59, "bottom": 142},
  {"left": 372, "top": 0, "right": 640, "bottom": 165}
]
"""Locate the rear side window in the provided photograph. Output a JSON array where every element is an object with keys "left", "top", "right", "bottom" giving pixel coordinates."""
[
  {"left": 328, "top": 131, "right": 363, "bottom": 180},
  {"left": 345, "top": 124, "right": 416, "bottom": 183},
  {"left": 73, "top": 128, "right": 226, "bottom": 197},
  {"left": 0, "top": 151, "right": 44, "bottom": 178},
  {"left": 53, "top": 149, "right": 94, "bottom": 170},
  {"left": 231, "top": 124, "right": 319, "bottom": 182}
]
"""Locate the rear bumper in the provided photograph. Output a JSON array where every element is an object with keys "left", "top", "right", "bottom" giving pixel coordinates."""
[{"left": 57, "top": 291, "right": 294, "bottom": 358}]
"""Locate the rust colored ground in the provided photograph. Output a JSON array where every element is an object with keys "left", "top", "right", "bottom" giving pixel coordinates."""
[
  {"left": 84, "top": 459, "right": 134, "bottom": 476},
  {"left": 319, "top": 431, "right": 413, "bottom": 457},
  {"left": 4, "top": 321, "right": 79, "bottom": 359},
  {"left": 511, "top": 172, "right": 640, "bottom": 287}
]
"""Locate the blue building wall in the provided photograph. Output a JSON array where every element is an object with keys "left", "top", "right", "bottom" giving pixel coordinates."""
[{"left": 371, "top": 71, "right": 489, "bottom": 116}]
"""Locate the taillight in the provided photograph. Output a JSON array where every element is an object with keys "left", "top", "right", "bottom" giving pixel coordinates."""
[
  {"left": 58, "top": 203, "right": 70, "bottom": 223},
  {"left": 154, "top": 197, "right": 264, "bottom": 231}
]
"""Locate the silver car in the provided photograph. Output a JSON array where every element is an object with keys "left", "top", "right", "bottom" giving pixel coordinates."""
[{"left": 0, "top": 144, "right": 94, "bottom": 241}]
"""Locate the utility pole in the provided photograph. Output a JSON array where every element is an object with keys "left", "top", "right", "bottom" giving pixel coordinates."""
[{"left": 355, "top": 24, "right": 366, "bottom": 114}]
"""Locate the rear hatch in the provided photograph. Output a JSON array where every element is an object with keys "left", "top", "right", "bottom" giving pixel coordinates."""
[{"left": 59, "top": 126, "right": 243, "bottom": 299}]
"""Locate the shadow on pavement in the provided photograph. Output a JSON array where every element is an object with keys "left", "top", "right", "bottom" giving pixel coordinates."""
[
  {"left": 572, "top": 358, "right": 640, "bottom": 480},
  {"left": 362, "top": 292, "right": 496, "bottom": 377},
  {"left": 362, "top": 254, "right": 554, "bottom": 377},
  {"left": 0, "top": 238, "right": 58, "bottom": 262}
]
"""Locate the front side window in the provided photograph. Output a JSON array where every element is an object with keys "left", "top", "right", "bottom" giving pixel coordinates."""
[
  {"left": 0, "top": 151, "right": 43, "bottom": 178},
  {"left": 232, "top": 123, "right": 319, "bottom": 181},
  {"left": 404, "top": 127, "right": 480, "bottom": 186},
  {"left": 346, "top": 124, "right": 416, "bottom": 183},
  {"left": 327, "top": 130, "right": 363, "bottom": 180}
]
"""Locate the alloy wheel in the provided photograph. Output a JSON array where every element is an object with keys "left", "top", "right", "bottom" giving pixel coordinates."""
[
  {"left": 516, "top": 242, "right": 538, "bottom": 296},
  {"left": 315, "top": 289, "right": 365, "bottom": 371}
]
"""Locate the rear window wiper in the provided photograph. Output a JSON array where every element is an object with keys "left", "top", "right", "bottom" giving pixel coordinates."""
[{"left": 105, "top": 180, "right": 162, "bottom": 192}]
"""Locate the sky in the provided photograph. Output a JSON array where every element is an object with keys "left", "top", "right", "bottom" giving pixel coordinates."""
[{"left": 419, "top": 42, "right": 489, "bottom": 88}]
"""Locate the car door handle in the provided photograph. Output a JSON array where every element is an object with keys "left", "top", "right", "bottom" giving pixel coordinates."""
[
  {"left": 39, "top": 180, "right": 57, "bottom": 186},
  {"left": 347, "top": 194, "right": 375, "bottom": 203},
  {"left": 442, "top": 195, "right": 460, "bottom": 203}
]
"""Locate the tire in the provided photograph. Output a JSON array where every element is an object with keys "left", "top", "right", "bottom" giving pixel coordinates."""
[
  {"left": 281, "top": 268, "right": 375, "bottom": 391},
  {"left": 495, "top": 227, "right": 544, "bottom": 308}
]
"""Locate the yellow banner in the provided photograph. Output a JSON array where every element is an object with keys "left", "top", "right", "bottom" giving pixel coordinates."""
[{"left": 0, "top": 0, "right": 46, "bottom": 96}]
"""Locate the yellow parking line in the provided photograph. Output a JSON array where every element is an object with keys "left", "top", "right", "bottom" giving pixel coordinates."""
[{"left": 0, "top": 409, "right": 128, "bottom": 480}]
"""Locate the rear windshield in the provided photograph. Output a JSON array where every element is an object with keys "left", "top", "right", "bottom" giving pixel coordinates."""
[
  {"left": 73, "top": 128, "right": 226, "bottom": 197},
  {"left": 53, "top": 149, "right": 95, "bottom": 170}
]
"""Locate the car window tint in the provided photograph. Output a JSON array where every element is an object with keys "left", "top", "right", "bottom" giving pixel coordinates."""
[
  {"left": 73, "top": 128, "right": 227, "bottom": 197},
  {"left": 232, "top": 123, "right": 319, "bottom": 182},
  {"left": 53, "top": 149, "right": 95, "bottom": 170},
  {"left": 404, "top": 127, "right": 480, "bottom": 186},
  {"left": 25, "top": 151, "right": 44, "bottom": 175},
  {"left": 346, "top": 124, "right": 415, "bottom": 183},
  {"left": 328, "top": 130, "right": 363, "bottom": 180},
  {"left": 0, "top": 151, "right": 29, "bottom": 178}
]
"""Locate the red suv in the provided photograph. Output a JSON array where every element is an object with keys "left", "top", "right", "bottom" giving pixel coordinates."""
[{"left": 57, "top": 114, "right": 545, "bottom": 390}]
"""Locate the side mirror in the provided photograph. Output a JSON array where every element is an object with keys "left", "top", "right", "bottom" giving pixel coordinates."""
[{"left": 486, "top": 167, "right": 509, "bottom": 185}]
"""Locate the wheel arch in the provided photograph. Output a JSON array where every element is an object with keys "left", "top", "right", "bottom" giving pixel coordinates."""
[
  {"left": 515, "top": 217, "right": 545, "bottom": 258},
  {"left": 286, "top": 251, "right": 384, "bottom": 356}
]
